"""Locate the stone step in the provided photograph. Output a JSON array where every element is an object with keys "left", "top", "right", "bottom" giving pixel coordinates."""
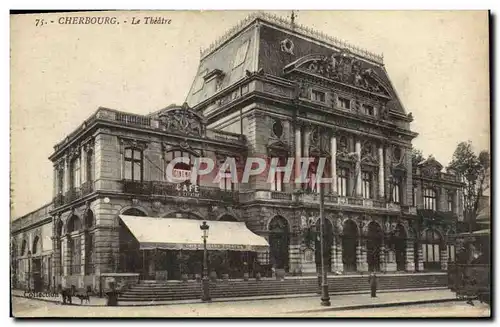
[{"left": 119, "top": 273, "right": 447, "bottom": 302}]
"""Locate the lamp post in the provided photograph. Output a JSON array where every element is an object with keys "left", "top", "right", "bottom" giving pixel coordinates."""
[
  {"left": 200, "top": 221, "right": 211, "bottom": 302},
  {"left": 319, "top": 179, "right": 331, "bottom": 306}
]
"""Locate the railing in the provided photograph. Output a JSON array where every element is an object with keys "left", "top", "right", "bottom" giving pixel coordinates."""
[
  {"left": 115, "top": 112, "right": 152, "bottom": 127},
  {"left": 122, "top": 180, "right": 239, "bottom": 202},
  {"left": 270, "top": 191, "right": 292, "bottom": 200},
  {"left": 65, "top": 188, "right": 82, "bottom": 204},
  {"left": 54, "top": 107, "right": 247, "bottom": 152},
  {"left": 417, "top": 209, "right": 457, "bottom": 221},
  {"left": 347, "top": 197, "right": 363, "bottom": 206}
]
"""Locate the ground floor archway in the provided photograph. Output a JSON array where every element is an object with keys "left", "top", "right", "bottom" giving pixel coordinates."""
[
  {"left": 269, "top": 216, "right": 290, "bottom": 272},
  {"left": 366, "top": 221, "right": 383, "bottom": 272},
  {"left": 342, "top": 220, "right": 358, "bottom": 272},
  {"left": 315, "top": 218, "right": 333, "bottom": 272}
]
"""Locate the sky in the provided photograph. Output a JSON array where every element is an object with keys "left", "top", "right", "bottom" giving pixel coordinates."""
[{"left": 10, "top": 10, "right": 490, "bottom": 218}]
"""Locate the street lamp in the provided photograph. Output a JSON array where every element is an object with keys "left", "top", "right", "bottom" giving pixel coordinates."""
[
  {"left": 319, "top": 180, "right": 331, "bottom": 306},
  {"left": 200, "top": 221, "right": 211, "bottom": 302}
]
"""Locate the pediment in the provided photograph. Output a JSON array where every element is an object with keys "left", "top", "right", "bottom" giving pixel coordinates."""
[
  {"left": 418, "top": 156, "right": 443, "bottom": 178},
  {"left": 284, "top": 51, "right": 391, "bottom": 97}
]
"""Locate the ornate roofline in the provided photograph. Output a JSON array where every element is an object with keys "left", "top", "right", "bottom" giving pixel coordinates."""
[{"left": 200, "top": 11, "right": 384, "bottom": 65}]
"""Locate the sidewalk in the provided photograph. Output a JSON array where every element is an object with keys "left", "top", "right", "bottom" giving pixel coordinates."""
[
  {"left": 11, "top": 288, "right": 458, "bottom": 313},
  {"left": 11, "top": 289, "right": 107, "bottom": 306}
]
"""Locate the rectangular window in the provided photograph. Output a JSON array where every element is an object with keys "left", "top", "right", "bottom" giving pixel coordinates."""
[
  {"left": 447, "top": 192, "right": 455, "bottom": 212},
  {"left": 361, "top": 171, "right": 372, "bottom": 199},
  {"left": 338, "top": 97, "right": 351, "bottom": 110},
  {"left": 392, "top": 178, "right": 401, "bottom": 203},
  {"left": 124, "top": 148, "right": 143, "bottom": 181},
  {"left": 363, "top": 104, "right": 375, "bottom": 116},
  {"left": 448, "top": 245, "right": 456, "bottom": 262},
  {"left": 70, "top": 158, "right": 81, "bottom": 189},
  {"left": 423, "top": 188, "right": 437, "bottom": 210},
  {"left": 87, "top": 151, "right": 95, "bottom": 182},
  {"left": 337, "top": 168, "right": 348, "bottom": 197},
  {"left": 412, "top": 186, "right": 417, "bottom": 206},
  {"left": 311, "top": 90, "right": 326, "bottom": 103},
  {"left": 57, "top": 169, "right": 64, "bottom": 194},
  {"left": 219, "top": 170, "right": 234, "bottom": 191}
]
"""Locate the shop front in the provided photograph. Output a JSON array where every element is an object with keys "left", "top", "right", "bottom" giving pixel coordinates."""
[{"left": 118, "top": 215, "right": 269, "bottom": 281}]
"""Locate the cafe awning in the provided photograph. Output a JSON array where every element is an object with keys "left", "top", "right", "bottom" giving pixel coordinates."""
[{"left": 119, "top": 215, "right": 269, "bottom": 252}]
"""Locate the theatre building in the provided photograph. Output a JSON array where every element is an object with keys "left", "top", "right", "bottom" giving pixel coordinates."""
[{"left": 11, "top": 12, "right": 464, "bottom": 292}]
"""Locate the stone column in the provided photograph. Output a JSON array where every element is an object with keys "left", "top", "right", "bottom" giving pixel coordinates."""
[
  {"left": 406, "top": 240, "right": 415, "bottom": 272},
  {"left": 330, "top": 135, "right": 337, "bottom": 194},
  {"left": 378, "top": 146, "right": 385, "bottom": 198},
  {"left": 62, "top": 235, "right": 71, "bottom": 287},
  {"left": 379, "top": 242, "right": 387, "bottom": 272},
  {"left": 355, "top": 140, "right": 362, "bottom": 197},
  {"left": 440, "top": 247, "right": 448, "bottom": 271},
  {"left": 81, "top": 232, "right": 87, "bottom": 277},
  {"left": 295, "top": 125, "right": 302, "bottom": 188},
  {"left": 288, "top": 244, "right": 301, "bottom": 274},
  {"left": 417, "top": 244, "right": 424, "bottom": 271},
  {"left": 356, "top": 238, "right": 368, "bottom": 272},
  {"left": 334, "top": 235, "right": 344, "bottom": 272}
]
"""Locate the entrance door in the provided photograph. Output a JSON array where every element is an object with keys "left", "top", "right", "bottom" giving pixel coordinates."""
[
  {"left": 394, "top": 224, "right": 407, "bottom": 271},
  {"left": 32, "top": 258, "right": 42, "bottom": 292}
]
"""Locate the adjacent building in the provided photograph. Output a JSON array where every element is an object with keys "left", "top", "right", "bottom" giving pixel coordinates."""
[{"left": 11, "top": 12, "right": 464, "bottom": 292}]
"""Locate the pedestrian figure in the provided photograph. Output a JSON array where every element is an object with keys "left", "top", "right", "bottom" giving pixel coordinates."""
[{"left": 369, "top": 272, "right": 378, "bottom": 298}]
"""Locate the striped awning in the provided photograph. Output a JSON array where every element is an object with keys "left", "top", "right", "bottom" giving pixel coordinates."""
[{"left": 119, "top": 215, "right": 269, "bottom": 252}]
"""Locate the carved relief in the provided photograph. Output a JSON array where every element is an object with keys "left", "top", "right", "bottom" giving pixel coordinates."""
[
  {"left": 298, "top": 51, "right": 389, "bottom": 96},
  {"left": 158, "top": 103, "right": 205, "bottom": 137}
]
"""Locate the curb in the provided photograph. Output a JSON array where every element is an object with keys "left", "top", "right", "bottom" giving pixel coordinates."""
[
  {"left": 289, "top": 298, "right": 460, "bottom": 314},
  {"left": 12, "top": 287, "right": 452, "bottom": 308}
]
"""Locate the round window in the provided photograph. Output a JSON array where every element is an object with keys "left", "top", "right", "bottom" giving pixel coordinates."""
[{"left": 272, "top": 119, "right": 283, "bottom": 138}]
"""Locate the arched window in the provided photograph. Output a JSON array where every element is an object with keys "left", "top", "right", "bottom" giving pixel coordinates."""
[
  {"left": 84, "top": 210, "right": 95, "bottom": 229},
  {"left": 66, "top": 215, "right": 82, "bottom": 233},
  {"left": 423, "top": 188, "right": 437, "bottom": 210},
  {"left": 122, "top": 208, "right": 147, "bottom": 217},
  {"left": 124, "top": 148, "right": 143, "bottom": 181},
  {"left": 21, "top": 240, "right": 27, "bottom": 256},
  {"left": 422, "top": 229, "right": 442, "bottom": 271},
  {"left": 32, "top": 236, "right": 40, "bottom": 255}
]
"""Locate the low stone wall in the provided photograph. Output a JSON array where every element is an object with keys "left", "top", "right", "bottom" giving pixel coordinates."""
[{"left": 99, "top": 273, "right": 140, "bottom": 292}]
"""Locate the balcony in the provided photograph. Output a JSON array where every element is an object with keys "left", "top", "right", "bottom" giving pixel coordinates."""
[
  {"left": 417, "top": 209, "right": 457, "bottom": 221},
  {"left": 52, "top": 182, "right": 94, "bottom": 208},
  {"left": 122, "top": 180, "right": 239, "bottom": 203}
]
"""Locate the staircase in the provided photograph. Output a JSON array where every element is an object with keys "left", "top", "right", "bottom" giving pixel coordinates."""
[{"left": 118, "top": 273, "right": 447, "bottom": 303}]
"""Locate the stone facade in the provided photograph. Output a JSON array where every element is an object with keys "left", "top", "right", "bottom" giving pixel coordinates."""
[{"left": 11, "top": 13, "right": 464, "bottom": 292}]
